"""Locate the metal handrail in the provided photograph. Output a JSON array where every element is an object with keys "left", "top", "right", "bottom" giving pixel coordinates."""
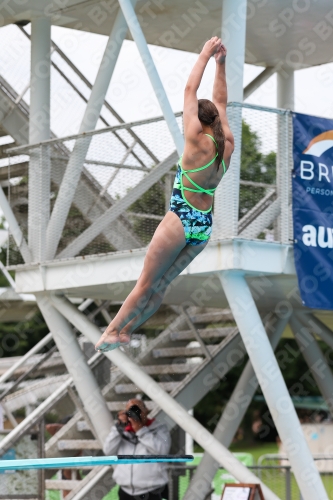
[
  {"left": 258, "top": 453, "right": 333, "bottom": 466},
  {"left": 229, "top": 101, "right": 292, "bottom": 115},
  {"left": 4, "top": 100, "right": 287, "bottom": 155},
  {"left": 18, "top": 25, "right": 159, "bottom": 165},
  {"left": 0, "top": 344, "right": 58, "bottom": 401},
  {"left": 5, "top": 112, "right": 183, "bottom": 155},
  {"left": 0, "top": 333, "right": 53, "bottom": 385}
]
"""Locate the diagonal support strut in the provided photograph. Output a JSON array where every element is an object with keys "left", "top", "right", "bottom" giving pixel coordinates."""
[
  {"left": 46, "top": 4, "right": 135, "bottom": 260},
  {"left": 220, "top": 271, "right": 328, "bottom": 500},
  {"left": 50, "top": 294, "right": 281, "bottom": 500},
  {"left": 183, "top": 312, "right": 290, "bottom": 500},
  {"left": 57, "top": 151, "right": 178, "bottom": 259}
]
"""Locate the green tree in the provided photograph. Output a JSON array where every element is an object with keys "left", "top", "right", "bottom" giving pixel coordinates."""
[
  {"left": 0, "top": 312, "right": 49, "bottom": 358},
  {"left": 239, "top": 121, "right": 276, "bottom": 218},
  {"left": 129, "top": 177, "right": 171, "bottom": 244}
]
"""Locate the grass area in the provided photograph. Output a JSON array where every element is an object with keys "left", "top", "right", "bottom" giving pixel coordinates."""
[
  {"left": 191, "top": 442, "right": 333, "bottom": 500},
  {"left": 229, "top": 441, "right": 279, "bottom": 463},
  {"left": 102, "top": 484, "right": 119, "bottom": 500},
  {"left": 194, "top": 441, "right": 279, "bottom": 464},
  {"left": 46, "top": 443, "right": 333, "bottom": 500}
]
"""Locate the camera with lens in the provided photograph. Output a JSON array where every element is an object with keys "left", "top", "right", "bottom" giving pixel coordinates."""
[{"left": 125, "top": 404, "right": 142, "bottom": 422}]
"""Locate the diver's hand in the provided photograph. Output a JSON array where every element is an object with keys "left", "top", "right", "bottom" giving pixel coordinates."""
[
  {"left": 214, "top": 43, "right": 227, "bottom": 64},
  {"left": 129, "top": 417, "right": 144, "bottom": 433},
  {"left": 201, "top": 37, "right": 222, "bottom": 59}
]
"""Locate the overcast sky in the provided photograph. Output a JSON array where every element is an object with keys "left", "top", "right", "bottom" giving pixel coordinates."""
[
  {"left": 1, "top": 23, "right": 333, "bottom": 237},
  {"left": 1, "top": 22, "right": 332, "bottom": 141},
  {"left": 51, "top": 25, "right": 333, "bottom": 124}
]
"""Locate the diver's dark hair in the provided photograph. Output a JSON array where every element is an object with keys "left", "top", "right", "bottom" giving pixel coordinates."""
[{"left": 198, "top": 99, "right": 225, "bottom": 170}]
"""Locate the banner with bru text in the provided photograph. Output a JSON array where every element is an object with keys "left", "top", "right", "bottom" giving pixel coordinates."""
[{"left": 293, "top": 112, "right": 333, "bottom": 310}]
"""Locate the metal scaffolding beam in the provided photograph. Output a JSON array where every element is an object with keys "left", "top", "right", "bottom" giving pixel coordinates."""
[
  {"left": 220, "top": 271, "right": 328, "bottom": 500},
  {"left": 0, "top": 185, "right": 31, "bottom": 263},
  {"left": 46, "top": 5, "right": 132, "bottom": 260},
  {"left": 183, "top": 313, "right": 289, "bottom": 500},
  {"left": 213, "top": 0, "right": 247, "bottom": 238},
  {"left": 56, "top": 151, "right": 177, "bottom": 259},
  {"left": 29, "top": 17, "right": 51, "bottom": 262},
  {"left": 118, "top": 0, "right": 183, "bottom": 155},
  {"left": 277, "top": 68, "right": 294, "bottom": 110},
  {"left": 37, "top": 295, "right": 112, "bottom": 443},
  {"left": 50, "top": 294, "right": 280, "bottom": 500},
  {"left": 243, "top": 67, "right": 276, "bottom": 100}
]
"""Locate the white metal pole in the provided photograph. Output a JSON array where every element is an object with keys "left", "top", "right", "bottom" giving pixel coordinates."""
[
  {"left": 50, "top": 294, "right": 280, "bottom": 500},
  {"left": 37, "top": 295, "right": 112, "bottom": 443},
  {"left": 29, "top": 17, "right": 51, "bottom": 262},
  {"left": 276, "top": 110, "right": 290, "bottom": 244},
  {"left": 276, "top": 68, "right": 293, "bottom": 244},
  {"left": 213, "top": 0, "right": 247, "bottom": 239},
  {"left": 277, "top": 68, "right": 294, "bottom": 110},
  {"left": 183, "top": 313, "right": 289, "bottom": 500},
  {"left": 290, "top": 315, "right": 333, "bottom": 418},
  {"left": 243, "top": 67, "right": 276, "bottom": 100},
  {"left": 117, "top": 0, "right": 183, "bottom": 155},
  {"left": 220, "top": 271, "right": 328, "bottom": 500},
  {"left": 46, "top": 5, "right": 134, "bottom": 260},
  {"left": 0, "top": 185, "right": 32, "bottom": 263}
]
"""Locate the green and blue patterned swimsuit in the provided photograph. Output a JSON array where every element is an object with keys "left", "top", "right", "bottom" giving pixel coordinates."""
[{"left": 169, "top": 134, "right": 227, "bottom": 246}]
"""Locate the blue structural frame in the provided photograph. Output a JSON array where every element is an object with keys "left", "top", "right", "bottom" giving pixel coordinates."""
[{"left": 0, "top": 455, "right": 193, "bottom": 471}]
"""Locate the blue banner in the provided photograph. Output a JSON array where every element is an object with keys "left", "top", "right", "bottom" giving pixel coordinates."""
[{"left": 292, "top": 112, "right": 333, "bottom": 310}]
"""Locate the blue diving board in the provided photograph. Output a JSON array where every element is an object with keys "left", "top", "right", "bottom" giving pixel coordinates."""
[{"left": 0, "top": 455, "right": 194, "bottom": 471}]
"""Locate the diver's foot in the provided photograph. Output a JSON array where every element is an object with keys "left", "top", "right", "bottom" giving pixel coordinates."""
[
  {"left": 95, "top": 329, "right": 121, "bottom": 352},
  {"left": 119, "top": 332, "right": 131, "bottom": 346}
]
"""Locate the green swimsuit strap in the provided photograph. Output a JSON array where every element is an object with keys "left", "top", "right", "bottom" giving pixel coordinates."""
[
  {"left": 205, "top": 134, "right": 227, "bottom": 175},
  {"left": 180, "top": 134, "right": 227, "bottom": 195}
]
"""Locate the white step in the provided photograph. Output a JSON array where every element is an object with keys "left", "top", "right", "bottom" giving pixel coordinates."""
[
  {"left": 189, "top": 310, "right": 233, "bottom": 323},
  {"left": 170, "top": 327, "right": 233, "bottom": 341},
  {"left": 152, "top": 346, "right": 212, "bottom": 358},
  {"left": 46, "top": 480, "right": 81, "bottom": 490},
  {"left": 144, "top": 364, "right": 192, "bottom": 375},
  {"left": 58, "top": 439, "right": 101, "bottom": 451},
  {"left": 115, "top": 381, "right": 179, "bottom": 394}
]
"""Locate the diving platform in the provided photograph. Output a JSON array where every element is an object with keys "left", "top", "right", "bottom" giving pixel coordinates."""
[
  {"left": 1, "top": 1, "right": 333, "bottom": 499},
  {"left": 11, "top": 237, "right": 333, "bottom": 335},
  {"left": 12, "top": 238, "right": 296, "bottom": 308}
]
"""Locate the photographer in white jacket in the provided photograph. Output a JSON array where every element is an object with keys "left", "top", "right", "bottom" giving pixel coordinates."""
[{"left": 103, "top": 399, "right": 171, "bottom": 500}]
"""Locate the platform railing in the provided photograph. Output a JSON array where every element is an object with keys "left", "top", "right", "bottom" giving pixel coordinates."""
[
  {"left": 167, "top": 458, "right": 333, "bottom": 500},
  {"left": 213, "top": 102, "right": 292, "bottom": 244},
  {"left": 3, "top": 102, "right": 293, "bottom": 265}
]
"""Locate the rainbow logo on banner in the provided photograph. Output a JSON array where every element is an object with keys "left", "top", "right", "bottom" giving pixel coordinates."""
[{"left": 303, "top": 130, "right": 333, "bottom": 157}]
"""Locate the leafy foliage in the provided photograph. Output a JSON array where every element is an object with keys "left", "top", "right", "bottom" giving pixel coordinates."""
[
  {"left": 129, "top": 178, "right": 169, "bottom": 244},
  {"left": 239, "top": 121, "right": 276, "bottom": 218},
  {"left": 0, "top": 312, "right": 49, "bottom": 358}
]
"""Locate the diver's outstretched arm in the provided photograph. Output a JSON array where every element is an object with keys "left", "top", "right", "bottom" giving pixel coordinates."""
[
  {"left": 213, "top": 45, "right": 234, "bottom": 153},
  {"left": 183, "top": 37, "right": 221, "bottom": 143}
]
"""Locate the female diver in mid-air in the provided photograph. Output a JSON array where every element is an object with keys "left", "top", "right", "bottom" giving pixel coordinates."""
[{"left": 95, "top": 37, "right": 234, "bottom": 352}]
